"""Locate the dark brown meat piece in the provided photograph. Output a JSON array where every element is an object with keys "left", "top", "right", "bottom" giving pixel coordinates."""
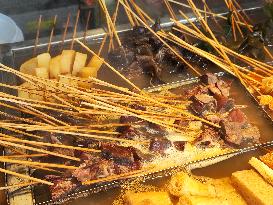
[
  {"left": 72, "top": 158, "right": 116, "bottom": 182},
  {"left": 216, "top": 80, "right": 231, "bottom": 97},
  {"left": 190, "top": 94, "right": 217, "bottom": 115},
  {"left": 193, "top": 127, "right": 221, "bottom": 148},
  {"left": 136, "top": 55, "right": 162, "bottom": 78},
  {"left": 149, "top": 137, "right": 172, "bottom": 154},
  {"left": 227, "top": 108, "right": 247, "bottom": 123},
  {"left": 46, "top": 175, "right": 77, "bottom": 200},
  {"left": 108, "top": 46, "right": 135, "bottom": 69},
  {"left": 173, "top": 141, "right": 186, "bottom": 151},
  {"left": 220, "top": 120, "right": 260, "bottom": 147},
  {"left": 215, "top": 95, "right": 234, "bottom": 113},
  {"left": 117, "top": 125, "right": 140, "bottom": 140},
  {"left": 100, "top": 143, "right": 141, "bottom": 166},
  {"left": 200, "top": 73, "right": 218, "bottom": 85}
]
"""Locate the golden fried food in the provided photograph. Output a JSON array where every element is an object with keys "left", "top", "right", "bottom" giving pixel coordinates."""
[{"left": 125, "top": 191, "right": 173, "bottom": 205}]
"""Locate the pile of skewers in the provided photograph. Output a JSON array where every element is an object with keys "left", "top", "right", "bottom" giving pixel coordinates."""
[{"left": 0, "top": 0, "right": 272, "bottom": 202}]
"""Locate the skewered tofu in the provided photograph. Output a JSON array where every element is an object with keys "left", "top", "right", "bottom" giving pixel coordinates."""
[
  {"left": 60, "top": 50, "right": 76, "bottom": 74},
  {"left": 37, "top": 53, "right": 51, "bottom": 69},
  {"left": 125, "top": 191, "right": 173, "bottom": 205},
  {"left": 19, "top": 57, "right": 37, "bottom": 76},
  {"left": 49, "top": 55, "right": 61, "bottom": 79},
  {"left": 87, "top": 56, "right": 104, "bottom": 72},
  {"left": 72, "top": 52, "right": 87, "bottom": 76}
]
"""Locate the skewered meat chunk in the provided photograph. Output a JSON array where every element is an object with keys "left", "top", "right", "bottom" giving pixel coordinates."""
[
  {"left": 200, "top": 73, "right": 219, "bottom": 85},
  {"left": 220, "top": 120, "right": 260, "bottom": 146},
  {"left": 46, "top": 175, "right": 77, "bottom": 200},
  {"left": 72, "top": 158, "right": 116, "bottom": 182},
  {"left": 149, "top": 137, "right": 172, "bottom": 154},
  {"left": 108, "top": 46, "right": 135, "bottom": 69},
  {"left": 227, "top": 108, "right": 247, "bottom": 123},
  {"left": 220, "top": 108, "right": 260, "bottom": 146},
  {"left": 100, "top": 143, "right": 141, "bottom": 166},
  {"left": 190, "top": 94, "right": 217, "bottom": 115},
  {"left": 193, "top": 127, "right": 221, "bottom": 148},
  {"left": 215, "top": 95, "right": 234, "bottom": 112},
  {"left": 173, "top": 141, "right": 186, "bottom": 151}
]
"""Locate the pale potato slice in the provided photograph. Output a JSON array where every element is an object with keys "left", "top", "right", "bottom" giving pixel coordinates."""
[
  {"left": 20, "top": 57, "right": 37, "bottom": 76},
  {"left": 35, "top": 67, "right": 49, "bottom": 79},
  {"left": 87, "top": 56, "right": 104, "bottom": 72},
  {"left": 17, "top": 82, "right": 30, "bottom": 99},
  {"left": 37, "top": 53, "right": 51, "bottom": 69},
  {"left": 60, "top": 50, "right": 76, "bottom": 74},
  {"left": 49, "top": 55, "right": 61, "bottom": 79},
  {"left": 72, "top": 52, "right": 87, "bottom": 76}
]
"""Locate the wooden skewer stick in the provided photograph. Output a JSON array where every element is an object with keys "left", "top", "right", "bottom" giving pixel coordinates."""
[
  {"left": 89, "top": 77, "right": 220, "bottom": 128},
  {"left": 168, "top": 0, "right": 252, "bottom": 28},
  {"left": 0, "top": 182, "right": 38, "bottom": 191},
  {"left": 33, "top": 15, "right": 42, "bottom": 56},
  {"left": 108, "top": 0, "right": 120, "bottom": 52},
  {"left": 82, "top": 166, "right": 156, "bottom": 185},
  {"left": 83, "top": 10, "right": 92, "bottom": 45},
  {"left": 61, "top": 12, "right": 71, "bottom": 50},
  {"left": 0, "top": 157, "right": 77, "bottom": 170},
  {"left": 264, "top": 46, "right": 273, "bottom": 61},
  {"left": 164, "top": 0, "right": 177, "bottom": 20},
  {"left": 130, "top": 0, "right": 148, "bottom": 25},
  {"left": 47, "top": 15, "right": 58, "bottom": 52},
  {"left": 99, "top": 0, "right": 122, "bottom": 47},
  {"left": 75, "top": 39, "right": 141, "bottom": 91},
  {"left": 0, "top": 167, "right": 53, "bottom": 186},
  {"left": 129, "top": 0, "right": 154, "bottom": 24},
  {"left": 119, "top": 0, "right": 201, "bottom": 76},
  {"left": 0, "top": 138, "right": 81, "bottom": 162},
  {"left": 98, "top": 34, "right": 107, "bottom": 56},
  {"left": 124, "top": 0, "right": 138, "bottom": 26},
  {"left": 70, "top": 9, "right": 80, "bottom": 49},
  {"left": 0, "top": 136, "right": 100, "bottom": 153},
  {"left": 1, "top": 154, "right": 47, "bottom": 158},
  {"left": 2, "top": 127, "right": 43, "bottom": 140}
]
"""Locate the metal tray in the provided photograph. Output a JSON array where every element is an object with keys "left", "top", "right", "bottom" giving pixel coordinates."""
[
  {"left": 27, "top": 71, "right": 273, "bottom": 205},
  {"left": 0, "top": 2, "right": 270, "bottom": 205}
]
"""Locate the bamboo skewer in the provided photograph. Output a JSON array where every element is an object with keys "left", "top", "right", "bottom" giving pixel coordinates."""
[
  {"left": 0, "top": 136, "right": 100, "bottom": 153},
  {"left": 123, "top": 0, "right": 137, "bottom": 26},
  {"left": 0, "top": 138, "right": 81, "bottom": 162},
  {"left": 70, "top": 9, "right": 80, "bottom": 49},
  {"left": 75, "top": 39, "right": 141, "bottom": 91},
  {"left": 0, "top": 167, "right": 53, "bottom": 186},
  {"left": 119, "top": 0, "right": 201, "bottom": 76},
  {"left": 83, "top": 10, "right": 92, "bottom": 45},
  {"left": 0, "top": 157, "right": 77, "bottom": 170},
  {"left": 164, "top": 0, "right": 177, "bottom": 20},
  {"left": 61, "top": 12, "right": 71, "bottom": 50},
  {"left": 2, "top": 154, "right": 47, "bottom": 158},
  {"left": 47, "top": 15, "right": 58, "bottom": 52},
  {"left": 33, "top": 15, "right": 42, "bottom": 56},
  {"left": 0, "top": 182, "right": 38, "bottom": 191}
]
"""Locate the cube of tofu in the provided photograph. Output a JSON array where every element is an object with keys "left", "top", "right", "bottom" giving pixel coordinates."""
[
  {"left": 87, "top": 56, "right": 104, "bottom": 73},
  {"left": 60, "top": 50, "right": 76, "bottom": 74},
  {"left": 37, "top": 53, "right": 51, "bottom": 69},
  {"left": 77, "top": 67, "right": 97, "bottom": 89},
  {"left": 168, "top": 172, "right": 216, "bottom": 197},
  {"left": 125, "top": 192, "right": 173, "bottom": 205},
  {"left": 49, "top": 55, "right": 61, "bottom": 79},
  {"left": 28, "top": 84, "right": 44, "bottom": 101},
  {"left": 72, "top": 52, "right": 87, "bottom": 76},
  {"left": 20, "top": 57, "right": 38, "bottom": 76},
  {"left": 17, "top": 82, "right": 30, "bottom": 99},
  {"left": 178, "top": 195, "right": 222, "bottom": 205}
]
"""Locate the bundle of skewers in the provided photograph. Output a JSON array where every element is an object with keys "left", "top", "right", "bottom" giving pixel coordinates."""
[{"left": 0, "top": 0, "right": 272, "bottom": 202}]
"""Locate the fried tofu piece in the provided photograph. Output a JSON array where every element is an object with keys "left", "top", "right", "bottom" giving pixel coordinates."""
[{"left": 125, "top": 191, "right": 173, "bottom": 205}]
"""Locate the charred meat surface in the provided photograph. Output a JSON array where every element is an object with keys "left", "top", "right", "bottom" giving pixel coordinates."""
[
  {"left": 190, "top": 94, "right": 217, "bottom": 115},
  {"left": 220, "top": 109, "right": 260, "bottom": 146},
  {"left": 149, "top": 137, "right": 172, "bottom": 154},
  {"left": 100, "top": 143, "right": 141, "bottom": 166},
  {"left": 193, "top": 127, "right": 222, "bottom": 148},
  {"left": 46, "top": 175, "right": 77, "bottom": 200}
]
